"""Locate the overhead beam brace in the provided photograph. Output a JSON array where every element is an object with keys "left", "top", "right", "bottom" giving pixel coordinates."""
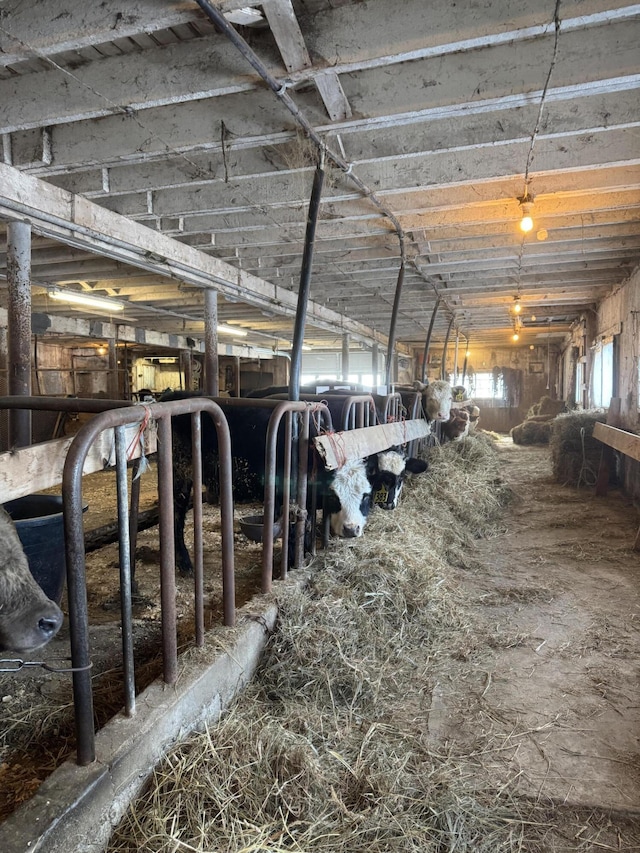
[
  {"left": 262, "top": 0, "right": 352, "bottom": 121},
  {"left": 0, "top": 161, "right": 388, "bottom": 349}
]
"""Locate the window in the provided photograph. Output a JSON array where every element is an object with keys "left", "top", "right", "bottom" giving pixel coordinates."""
[
  {"left": 470, "top": 371, "right": 505, "bottom": 400},
  {"left": 591, "top": 339, "right": 614, "bottom": 407},
  {"left": 575, "top": 361, "right": 585, "bottom": 408}
]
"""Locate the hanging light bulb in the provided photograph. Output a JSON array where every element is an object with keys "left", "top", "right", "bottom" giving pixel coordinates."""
[
  {"left": 513, "top": 295, "right": 522, "bottom": 314},
  {"left": 512, "top": 332, "right": 520, "bottom": 342},
  {"left": 518, "top": 193, "right": 534, "bottom": 233}
]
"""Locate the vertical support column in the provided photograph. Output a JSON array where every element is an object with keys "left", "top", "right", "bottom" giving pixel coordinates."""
[
  {"left": 453, "top": 332, "right": 460, "bottom": 385},
  {"left": 372, "top": 342, "right": 379, "bottom": 390},
  {"left": 107, "top": 337, "right": 119, "bottom": 399},
  {"left": 342, "top": 333, "right": 350, "bottom": 381},
  {"left": 180, "top": 350, "right": 193, "bottom": 392},
  {"left": 0, "top": 327, "right": 8, "bottom": 452},
  {"left": 7, "top": 219, "right": 32, "bottom": 448},
  {"left": 204, "top": 289, "right": 219, "bottom": 395}
]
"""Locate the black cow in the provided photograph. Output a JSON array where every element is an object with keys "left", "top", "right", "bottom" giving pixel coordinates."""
[
  {"left": 368, "top": 449, "right": 428, "bottom": 510},
  {"left": 160, "top": 392, "right": 376, "bottom": 575}
]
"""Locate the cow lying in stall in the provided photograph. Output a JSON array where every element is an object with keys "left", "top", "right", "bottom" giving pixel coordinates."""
[
  {"left": 161, "top": 391, "right": 378, "bottom": 575},
  {"left": 0, "top": 508, "right": 63, "bottom": 652}
]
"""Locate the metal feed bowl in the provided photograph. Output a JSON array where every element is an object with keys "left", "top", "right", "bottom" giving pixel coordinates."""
[{"left": 238, "top": 513, "right": 282, "bottom": 542}]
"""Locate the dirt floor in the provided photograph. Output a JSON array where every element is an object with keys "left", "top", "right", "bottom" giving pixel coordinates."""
[
  {"left": 1, "top": 436, "right": 639, "bottom": 844},
  {"left": 428, "top": 438, "right": 640, "bottom": 832}
]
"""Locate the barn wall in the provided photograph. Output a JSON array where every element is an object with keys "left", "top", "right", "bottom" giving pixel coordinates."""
[
  {"left": 439, "top": 343, "right": 563, "bottom": 431},
  {"left": 595, "top": 267, "right": 640, "bottom": 499}
]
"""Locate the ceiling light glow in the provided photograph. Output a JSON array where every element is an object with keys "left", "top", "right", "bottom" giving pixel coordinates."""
[
  {"left": 49, "top": 287, "right": 125, "bottom": 312},
  {"left": 217, "top": 324, "right": 248, "bottom": 337}
]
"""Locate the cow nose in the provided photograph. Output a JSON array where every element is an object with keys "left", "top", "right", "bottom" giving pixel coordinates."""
[
  {"left": 38, "top": 610, "right": 63, "bottom": 639},
  {"left": 342, "top": 525, "right": 361, "bottom": 538}
]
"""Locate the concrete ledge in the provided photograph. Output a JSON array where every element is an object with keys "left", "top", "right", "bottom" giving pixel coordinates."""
[{"left": 0, "top": 596, "right": 280, "bottom": 853}]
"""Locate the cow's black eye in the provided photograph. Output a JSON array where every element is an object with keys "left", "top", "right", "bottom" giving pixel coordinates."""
[
  {"left": 359, "top": 493, "right": 373, "bottom": 516},
  {"left": 324, "top": 493, "right": 341, "bottom": 514}
]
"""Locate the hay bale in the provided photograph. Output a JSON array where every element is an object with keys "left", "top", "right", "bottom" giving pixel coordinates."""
[
  {"left": 526, "top": 395, "right": 566, "bottom": 419},
  {"left": 511, "top": 420, "right": 552, "bottom": 445},
  {"left": 549, "top": 410, "right": 608, "bottom": 487}
]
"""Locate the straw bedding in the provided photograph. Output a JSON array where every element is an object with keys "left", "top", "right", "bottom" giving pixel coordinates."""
[{"left": 107, "top": 433, "right": 555, "bottom": 852}]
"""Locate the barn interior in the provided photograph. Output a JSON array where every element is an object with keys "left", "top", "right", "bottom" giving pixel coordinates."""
[{"left": 0, "top": 1, "right": 639, "bottom": 851}]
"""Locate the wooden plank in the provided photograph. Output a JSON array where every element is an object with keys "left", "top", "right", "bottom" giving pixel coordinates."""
[
  {"left": 313, "top": 419, "right": 431, "bottom": 471},
  {"left": 593, "top": 422, "right": 640, "bottom": 462},
  {"left": 594, "top": 398, "right": 621, "bottom": 496},
  {"left": 0, "top": 422, "right": 157, "bottom": 502}
]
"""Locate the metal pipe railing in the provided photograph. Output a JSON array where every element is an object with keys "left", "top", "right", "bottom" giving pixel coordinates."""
[{"left": 61, "top": 397, "right": 234, "bottom": 764}]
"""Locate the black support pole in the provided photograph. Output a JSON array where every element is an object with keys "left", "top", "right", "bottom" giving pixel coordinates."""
[
  {"left": 289, "top": 160, "right": 325, "bottom": 401},
  {"left": 421, "top": 298, "right": 440, "bottom": 383},
  {"left": 441, "top": 316, "right": 454, "bottom": 381},
  {"left": 384, "top": 258, "right": 405, "bottom": 390}
]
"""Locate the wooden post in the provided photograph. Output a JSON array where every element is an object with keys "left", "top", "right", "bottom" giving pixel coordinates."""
[
  {"left": 180, "top": 350, "right": 192, "bottom": 391},
  {"left": 204, "top": 289, "right": 219, "bottom": 395},
  {"left": 342, "top": 333, "right": 349, "bottom": 381},
  {"left": 107, "top": 338, "right": 119, "bottom": 399},
  {"left": 7, "top": 219, "right": 32, "bottom": 447},
  {"left": 594, "top": 398, "right": 621, "bottom": 496},
  {"left": 372, "top": 342, "right": 379, "bottom": 390}
]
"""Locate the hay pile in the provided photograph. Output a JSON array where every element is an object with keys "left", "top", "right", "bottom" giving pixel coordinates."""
[
  {"left": 108, "top": 434, "right": 553, "bottom": 853},
  {"left": 511, "top": 396, "right": 567, "bottom": 445},
  {"left": 510, "top": 418, "right": 552, "bottom": 445},
  {"left": 526, "top": 396, "right": 566, "bottom": 419},
  {"left": 550, "top": 410, "right": 608, "bottom": 487}
]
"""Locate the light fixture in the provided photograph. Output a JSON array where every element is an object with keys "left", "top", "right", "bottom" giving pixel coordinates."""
[
  {"left": 217, "top": 324, "right": 247, "bottom": 337},
  {"left": 512, "top": 332, "right": 520, "bottom": 342},
  {"left": 49, "top": 287, "right": 125, "bottom": 312},
  {"left": 465, "top": 349, "right": 471, "bottom": 357},
  {"left": 518, "top": 193, "right": 534, "bottom": 233},
  {"left": 96, "top": 345, "right": 107, "bottom": 356},
  {"left": 513, "top": 296, "right": 522, "bottom": 314}
]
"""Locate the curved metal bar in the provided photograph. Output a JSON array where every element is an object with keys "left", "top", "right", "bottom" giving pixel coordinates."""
[
  {"left": 421, "top": 298, "right": 440, "bottom": 383},
  {"left": 384, "top": 259, "right": 405, "bottom": 390},
  {"left": 290, "top": 160, "right": 325, "bottom": 401},
  {"left": 62, "top": 398, "right": 234, "bottom": 765},
  {"left": 441, "top": 316, "right": 455, "bottom": 381},
  {"left": 462, "top": 335, "right": 470, "bottom": 383}
]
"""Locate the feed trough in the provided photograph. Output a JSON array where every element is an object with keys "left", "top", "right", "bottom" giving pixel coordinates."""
[{"left": 238, "top": 514, "right": 282, "bottom": 543}]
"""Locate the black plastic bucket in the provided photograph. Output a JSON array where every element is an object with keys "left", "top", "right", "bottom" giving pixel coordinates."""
[{"left": 3, "top": 495, "right": 72, "bottom": 605}]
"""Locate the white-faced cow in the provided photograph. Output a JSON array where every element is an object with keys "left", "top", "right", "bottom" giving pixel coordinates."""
[
  {"left": 160, "top": 391, "right": 377, "bottom": 574},
  {"left": 413, "top": 379, "right": 454, "bottom": 423},
  {"left": 0, "top": 508, "right": 63, "bottom": 652}
]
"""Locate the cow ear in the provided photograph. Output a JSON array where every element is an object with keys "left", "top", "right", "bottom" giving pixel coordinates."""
[
  {"left": 405, "top": 457, "right": 428, "bottom": 474},
  {"left": 365, "top": 455, "right": 379, "bottom": 477}
]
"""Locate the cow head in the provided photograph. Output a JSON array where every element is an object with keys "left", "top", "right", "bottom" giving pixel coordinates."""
[
  {"left": 0, "top": 509, "right": 63, "bottom": 652},
  {"left": 368, "top": 449, "right": 428, "bottom": 510},
  {"left": 442, "top": 407, "right": 471, "bottom": 441},
  {"left": 323, "top": 458, "right": 374, "bottom": 538},
  {"left": 423, "top": 380, "right": 454, "bottom": 422}
]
